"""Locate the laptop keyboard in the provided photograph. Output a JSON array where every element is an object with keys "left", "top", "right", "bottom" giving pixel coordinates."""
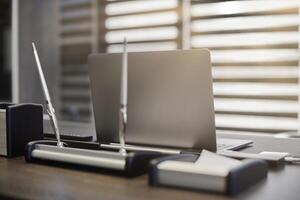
[{"left": 217, "top": 143, "right": 233, "bottom": 151}]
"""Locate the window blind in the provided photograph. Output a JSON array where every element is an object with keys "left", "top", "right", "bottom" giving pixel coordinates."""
[
  {"left": 191, "top": 0, "right": 300, "bottom": 134},
  {"left": 104, "top": 0, "right": 180, "bottom": 52},
  {"left": 57, "top": 0, "right": 300, "bottom": 135},
  {"left": 59, "top": 0, "right": 95, "bottom": 122},
  {"left": 58, "top": 0, "right": 181, "bottom": 122}
]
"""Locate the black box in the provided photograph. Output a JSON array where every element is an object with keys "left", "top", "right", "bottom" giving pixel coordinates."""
[{"left": 0, "top": 103, "right": 43, "bottom": 157}]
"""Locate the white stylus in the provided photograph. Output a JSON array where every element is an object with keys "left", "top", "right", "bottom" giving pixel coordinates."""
[
  {"left": 32, "top": 42, "right": 63, "bottom": 148},
  {"left": 118, "top": 38, "right": 128, "bottom": 155}
]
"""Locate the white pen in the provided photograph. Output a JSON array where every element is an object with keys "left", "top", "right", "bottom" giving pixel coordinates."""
[
  {"left": 32, "top": 42, "right": 63, "bottom": 148},
  {"left": 118, "top": 38, "right": 128, "bottom": 155}
]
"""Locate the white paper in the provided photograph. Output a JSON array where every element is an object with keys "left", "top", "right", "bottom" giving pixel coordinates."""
[{"left": 195, "top": 150, "right": 241, "bottom": 172}]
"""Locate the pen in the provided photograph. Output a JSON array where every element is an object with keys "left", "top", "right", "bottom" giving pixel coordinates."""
[
  {"left": 118, "top": 38, "right": 128, "bottom": 155},
  {"left": 32, "top": 42, "right": 63, "bottom": 148}
]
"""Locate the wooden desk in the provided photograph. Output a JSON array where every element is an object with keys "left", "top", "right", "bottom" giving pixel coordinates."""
[{"left": 1, "top": 134, "right": 300, "bottom": 200}]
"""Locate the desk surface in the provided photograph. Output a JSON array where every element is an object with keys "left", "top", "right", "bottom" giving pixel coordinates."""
[{"left": 1, "top": 134, "right": 300, "bottom": 200}]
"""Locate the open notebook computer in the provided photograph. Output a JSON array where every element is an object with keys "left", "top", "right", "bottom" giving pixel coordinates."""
[{"left": 88, "top": 49, "right": 252, "bottom": 153}]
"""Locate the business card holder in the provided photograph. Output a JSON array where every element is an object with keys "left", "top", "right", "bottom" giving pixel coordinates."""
[{"left": 149, "top": 153, "right": 268, "bottom": 195}]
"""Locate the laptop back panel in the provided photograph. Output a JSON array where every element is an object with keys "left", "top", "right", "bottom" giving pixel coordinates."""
[{"left": 88, "top": 49, "right": 216, "bottom": 151}]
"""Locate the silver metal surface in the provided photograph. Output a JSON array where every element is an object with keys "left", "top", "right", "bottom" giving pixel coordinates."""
[
  {"left": 118, "top": 108, "right": 127, "bottom": 155},
  {"left": 0, "top": 110, "right": 7, "bottom": 156},
  {"left": 101, "top": 143, "right": 181, "bottom": 155},
  {"left": 89, "top": 49, "right": 216, "bottom": 151},
  {"left": 32, "top": 144, "right": 126, "bottom": 170},
  {"left": 32, "top": 43, "right": 63, "bottom": 148}
]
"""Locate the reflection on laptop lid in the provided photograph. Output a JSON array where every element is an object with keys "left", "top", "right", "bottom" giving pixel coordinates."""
[{"left": 88, "top": 49, "right": 217, "bottom": 152}]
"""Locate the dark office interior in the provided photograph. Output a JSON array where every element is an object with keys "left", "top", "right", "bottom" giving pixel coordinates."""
[{"left": 0, "top": 0, "right": 11, "bottom": 101}]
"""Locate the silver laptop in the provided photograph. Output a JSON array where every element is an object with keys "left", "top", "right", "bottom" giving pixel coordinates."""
[{"left": 88, "top": 49, "right": 252, "bottom": 153}]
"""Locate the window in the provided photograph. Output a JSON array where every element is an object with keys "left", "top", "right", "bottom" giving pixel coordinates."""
[
  {"left": 105, "top": 0, "right": 179, "bottom": 52},
  {"left": 57, "top": 0, "right": 300, "bottom": 135},
  {"left": 190, "top": 0, "right": 300, "bottom": 134}
]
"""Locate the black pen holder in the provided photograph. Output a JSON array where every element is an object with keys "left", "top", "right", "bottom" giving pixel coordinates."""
[{"left": 0, "top": 103, "right": 43, "bottom": 157}]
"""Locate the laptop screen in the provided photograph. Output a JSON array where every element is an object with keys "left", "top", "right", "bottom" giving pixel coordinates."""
[{"left": 88, "top": 49, "right": 216, "bottom": 151}]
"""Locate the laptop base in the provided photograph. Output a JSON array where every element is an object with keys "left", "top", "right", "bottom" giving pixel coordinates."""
[
  {"left": 100, "top": 138, "right": 253, "bottom": 154},
  {"left": 25, "top": 140, "right": 162, "bottom": 177}
]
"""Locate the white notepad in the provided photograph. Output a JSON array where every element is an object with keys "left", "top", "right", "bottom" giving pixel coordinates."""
[{"left": 195, "top": 150, "right": 242, "bottom": 172}]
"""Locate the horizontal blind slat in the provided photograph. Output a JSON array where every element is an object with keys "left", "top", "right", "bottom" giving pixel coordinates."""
[
  {"left": 191, "top": 1, "right": 299, "bottom": 17},
  {"left": 106, "top": 0, "right": 178, "bottom": 16}
]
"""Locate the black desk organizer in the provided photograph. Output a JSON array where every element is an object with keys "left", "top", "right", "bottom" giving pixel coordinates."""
[
  {"left": 0, "top": 103, "right": 43, "bottom": 157},
  {"left": 25, "top": 140, "right": 162, "bottom": 177}
]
